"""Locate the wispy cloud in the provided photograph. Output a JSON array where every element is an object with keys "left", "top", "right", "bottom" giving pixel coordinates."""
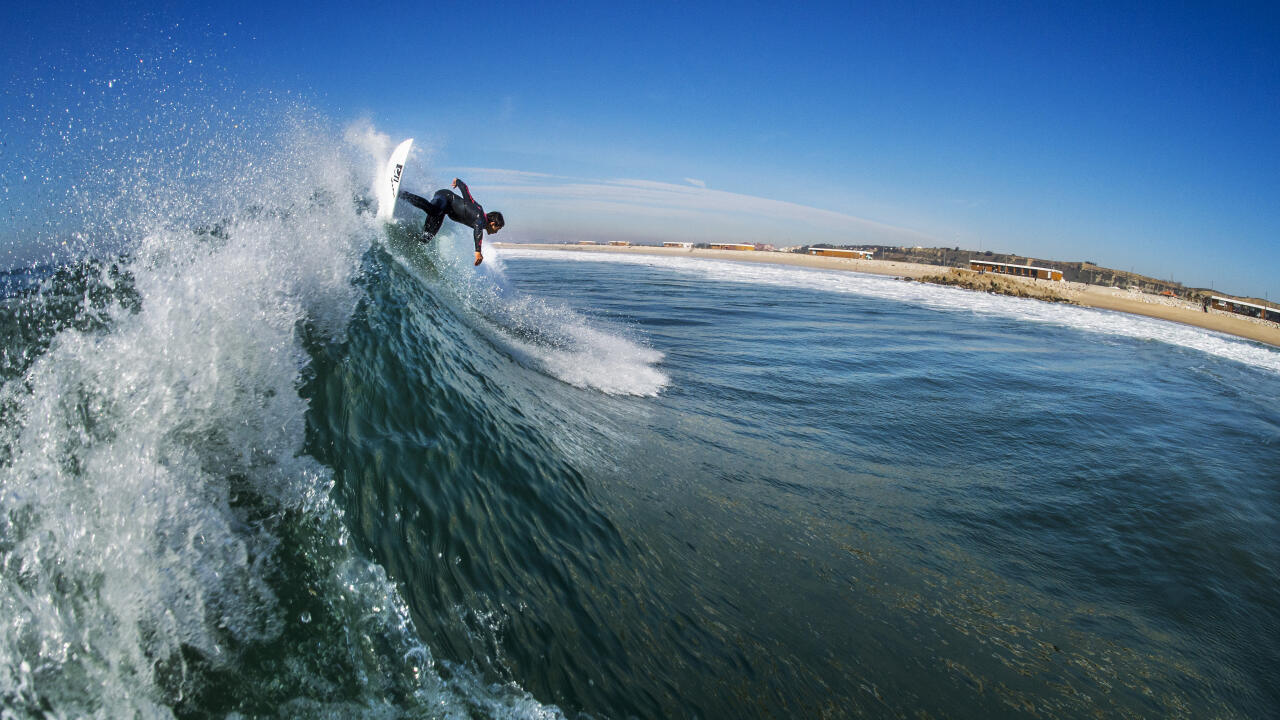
[
  {"left": 683, "top": 177, "right": 706, "bottom": 188},
  {"left": 437, "top": 169, "right": 935, "bottom": 246},
  {"left": 447, "top": 167, "right": 568, "bottom": 183}
]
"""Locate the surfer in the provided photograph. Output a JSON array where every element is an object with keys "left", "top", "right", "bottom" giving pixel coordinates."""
[{"left": 399, "top": 178, "right": 504, "bottom": 266}]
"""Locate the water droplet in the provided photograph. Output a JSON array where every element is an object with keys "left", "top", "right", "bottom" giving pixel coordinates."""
[{"left": 300, "top": 612, "right": 311, "bottom": 624}]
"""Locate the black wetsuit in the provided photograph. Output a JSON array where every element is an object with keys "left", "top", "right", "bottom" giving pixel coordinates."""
[{"left": 399, "top": 179, "right": 486, "bottom": 253}]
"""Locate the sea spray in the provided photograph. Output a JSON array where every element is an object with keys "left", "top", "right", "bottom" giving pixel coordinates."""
[{"left": 0, "top": 112, "right": 564, "bottom": 715}]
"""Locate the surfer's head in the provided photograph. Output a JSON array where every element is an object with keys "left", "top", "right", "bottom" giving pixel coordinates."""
[{"left": 486, "top": 211, "right": 504, "bottom": 234}]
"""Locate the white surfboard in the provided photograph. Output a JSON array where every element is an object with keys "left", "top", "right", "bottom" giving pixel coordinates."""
[{"left": 376, "top": 138, "right": 414, "bottom": 222}]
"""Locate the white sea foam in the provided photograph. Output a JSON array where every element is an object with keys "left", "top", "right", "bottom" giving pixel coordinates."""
[
  {"left": 484, "top": 290, "right": 669, "bottom": 397},
  {"left": 498, "top": 249, "right": 1280, "bottom": 375},
  {"left": 398, "top": 241, "right": 670, "bottom": 397}
]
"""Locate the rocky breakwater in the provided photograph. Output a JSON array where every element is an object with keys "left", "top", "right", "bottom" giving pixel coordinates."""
[{"left": 914, "top": 268, "right": 1076, "bottom": 304}]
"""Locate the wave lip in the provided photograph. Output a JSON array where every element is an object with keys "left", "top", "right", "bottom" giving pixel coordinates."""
[
  {"left": 0, "top": 124, "right": 565, "bottom": 717},
  {"left": 0, "top": 130, "right": 366, "bottom": 714}
]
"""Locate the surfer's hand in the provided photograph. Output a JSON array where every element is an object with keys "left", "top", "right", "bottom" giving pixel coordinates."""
[
  {"left": 474, "top": 252, "right": 483, "bottom": 266},
  {"left": 452, "top": 178, "right": 459, "bottom": 188}
]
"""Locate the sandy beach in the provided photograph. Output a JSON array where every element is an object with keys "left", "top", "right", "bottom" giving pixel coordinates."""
[{"left": 496, "top": 243, "right": 1280, "bottom": 349}]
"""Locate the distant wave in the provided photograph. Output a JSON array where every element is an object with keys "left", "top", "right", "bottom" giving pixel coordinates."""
[{"left": 497, "top": 249, "right": 1280, "bottom": 375}]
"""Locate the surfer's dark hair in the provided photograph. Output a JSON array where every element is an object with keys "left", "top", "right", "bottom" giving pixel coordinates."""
[{"left": 486, "top": 211, "right": 504, "bottom": 230}]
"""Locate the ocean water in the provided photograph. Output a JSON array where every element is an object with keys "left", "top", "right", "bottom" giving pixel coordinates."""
[{"left": 3, "top": 120, "right": 1280, "bottom": 718}]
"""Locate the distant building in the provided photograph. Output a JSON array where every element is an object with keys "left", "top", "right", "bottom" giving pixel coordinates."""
[
  {"left": 608, "top": 240, "right": 631, "bottom": 246},
  {"left": 810, "top": 248, "right": 873, "bottom": 259},
  {"left": 1210, "top": 296, "right": 1275, "bottom": 321},
  {"left": 576, "top": 241, "right": 598, "bottom": 245},
  {"left": 662, "top": 242, "right": 693, "bottom": 248},
  {"left": 709, "top": 243, "right": 756, "bottom": 251},
  {"left": 969, "top": 259, "right": 1063, "bottom": 281}
]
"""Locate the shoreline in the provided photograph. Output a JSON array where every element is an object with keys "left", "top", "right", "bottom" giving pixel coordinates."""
[{"left": 494, "top": 243, "right": 1280, "bottom": 349}]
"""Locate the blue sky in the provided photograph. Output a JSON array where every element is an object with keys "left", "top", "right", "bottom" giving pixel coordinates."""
[{"left": 4, "top": 1, "right": 1279, "bottom": 298}]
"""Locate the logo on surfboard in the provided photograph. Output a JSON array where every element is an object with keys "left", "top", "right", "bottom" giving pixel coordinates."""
[{"left": 377, "top": 138, "right": 414, "bottom": 221}]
